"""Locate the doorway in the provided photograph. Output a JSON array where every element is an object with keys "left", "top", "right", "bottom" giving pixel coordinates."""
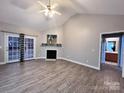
[
  {"left": 100, "top": 32, "right": 124, "bottom": 75},
  {"left": 104, "top": 37, "right": 119, "bottom": 65},
  {"left": 5, "top": 33, "right": 36, "bottom": 63},
  {"left": 101, "top": 33, "right": 123, "bottom": 67}
]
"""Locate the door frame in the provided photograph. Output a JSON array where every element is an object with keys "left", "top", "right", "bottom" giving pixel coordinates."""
[{"left": 99, "top": 30, "right": 124, "bottom": 78}]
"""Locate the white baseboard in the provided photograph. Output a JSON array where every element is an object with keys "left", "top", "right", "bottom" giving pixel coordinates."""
[
  {"left": 0, "top": 62, "right": 6, "bottom": 65},
  {"left": 122, "top": 72, "right": 124, "bottom": 78},
  {"left": 22, "top": 57, "right": 100, "bottom": 70},
  {"left": 106, "top": 62, "right": 118, "bottom": 66},
  {"left": 38, "top": 57, "right": 64, "bottom": 60},
  {"left": 45, "top": 59, "right": 57, "bottom": 61},
  {"left": 37, "top": 57, "right": 100, "bottom": 70},
  {"left": 57, "top": 57, "right": 64, "bottom": 60},
  {"left": 35, "top": 57, "right": 43, "bottom": 59},
  {"left": 62, "top": 58, "right": 100, "bottom": 70}
]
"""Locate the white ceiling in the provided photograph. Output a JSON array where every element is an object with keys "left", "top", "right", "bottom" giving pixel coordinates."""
[{"left": 0, "top": 0, "right": 124, "bottom": 31}]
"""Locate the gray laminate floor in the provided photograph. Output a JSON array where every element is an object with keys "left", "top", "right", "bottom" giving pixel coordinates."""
[{"left": 0, "top": 59, "right": 124, "bottom": 93}]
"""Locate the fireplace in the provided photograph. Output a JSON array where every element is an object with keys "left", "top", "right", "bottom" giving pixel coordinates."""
[{"left": 46, "top": 50, "right": 57, "bottom": 61}]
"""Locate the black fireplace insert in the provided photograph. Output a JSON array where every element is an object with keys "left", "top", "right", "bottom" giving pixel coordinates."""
[{"left": 47, "top": 50, "right": 57, "bottom": 59}]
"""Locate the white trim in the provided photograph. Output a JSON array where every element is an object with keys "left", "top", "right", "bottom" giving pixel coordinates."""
[
  {"left": 106, "top": 61, "right": 118, "bottom": 66},
  {"left": 0, "top": 56, "right": 100, "bottom": 70},
  {"left": 24, "top": 58, "right": 36, "bottom": 61},
  {"left": 46, "top": 59, "right": 56, "bottom": 61},
  {"left": 0, "top": 62, "right": 6, "bottom": 65},
  {"left": 62, "top": 58, "right": 100, "bottom": 70},
  {"left": 58, "top": 57, "right": 63, "bottom": 60},
  {"left": 100, "top": 30, "right": 124, "bottom": 35},
  {"left": 7, "top": 60, "right": 19, "bottom": 63},
  {"left": 4, "top": 33, "right": 7, "bottom": 64},
  {"left": 35, "top": 57, "right": 43, "bottom": 59},
  {"left": 98, "top": 34, "right": 102, "bottom": 70},
  {"left": 40, "top": 57, "right": 100, "bottom": 70},
  {"left": 39, "top": 57, "right": 63, "bottom": 60}
]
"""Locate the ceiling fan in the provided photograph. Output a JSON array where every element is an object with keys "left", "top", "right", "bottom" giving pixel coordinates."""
[{"left": 38, "top": 0, "right": 62, "bottom": 18}]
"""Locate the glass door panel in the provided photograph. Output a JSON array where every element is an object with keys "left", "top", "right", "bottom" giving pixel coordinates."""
[
  {"left": 7, "top": 34, "right": 20, "bottom": 63},
  {"left": 24, "top": 36, "right": 35, "bottom": 60}
]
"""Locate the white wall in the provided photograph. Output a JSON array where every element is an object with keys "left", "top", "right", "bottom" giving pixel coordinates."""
[
  {"left": 41, "top": 27, "right": 64, "bottom": 59},
  {"left": 63, "top": 14, "right": 124, "bottom": 69}
]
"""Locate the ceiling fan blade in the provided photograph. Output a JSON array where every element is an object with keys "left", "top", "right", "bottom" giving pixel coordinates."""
[
  {"left": 37, "top": 1, "right": 47, "bottom": 8},
  {"left": 53, "top": 11, "right": 62, "bottom": 15},
  {"left": 39, "top": 10, "right": 46, "bottom": 13},
  {"left": 51, "top": 3, "right": 58, "bottom": 9}
]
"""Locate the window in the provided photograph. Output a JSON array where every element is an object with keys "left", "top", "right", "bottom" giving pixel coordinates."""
[{"left": 106, "top": 41, "right": 116, "bottom": 52}]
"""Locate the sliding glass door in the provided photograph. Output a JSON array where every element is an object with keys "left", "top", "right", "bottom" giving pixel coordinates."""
[
  {"left": 24, "top": 36, "right": 36, "bottom": 60},
  {"left": 5, "top": 34, "right": 36, "bottom": 63},
  {"left": 6, "top": 34, "right": 20, "bottom": 63}
]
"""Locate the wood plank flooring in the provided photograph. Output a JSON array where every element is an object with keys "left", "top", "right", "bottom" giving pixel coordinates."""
[{"left": 0, "top": 59, "right": 124, "bottom": 93}]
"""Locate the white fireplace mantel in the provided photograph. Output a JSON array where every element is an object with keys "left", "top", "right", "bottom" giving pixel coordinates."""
[{"left": 41, "top": 46, "right": 63, "bottom": 59}]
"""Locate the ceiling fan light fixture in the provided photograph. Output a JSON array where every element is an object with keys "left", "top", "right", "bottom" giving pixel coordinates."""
[{"left": 38, "top": 0, "right": 61, "bottom": 18}]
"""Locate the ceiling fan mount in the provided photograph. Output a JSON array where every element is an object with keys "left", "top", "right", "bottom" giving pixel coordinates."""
[{"left": 47, "top": 5, "right": 51, "bottom": 10}]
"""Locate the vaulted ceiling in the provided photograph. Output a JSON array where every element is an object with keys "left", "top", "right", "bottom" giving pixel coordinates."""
[{"left": 0, "top": 0, "right": 124, "bottom": 31}]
